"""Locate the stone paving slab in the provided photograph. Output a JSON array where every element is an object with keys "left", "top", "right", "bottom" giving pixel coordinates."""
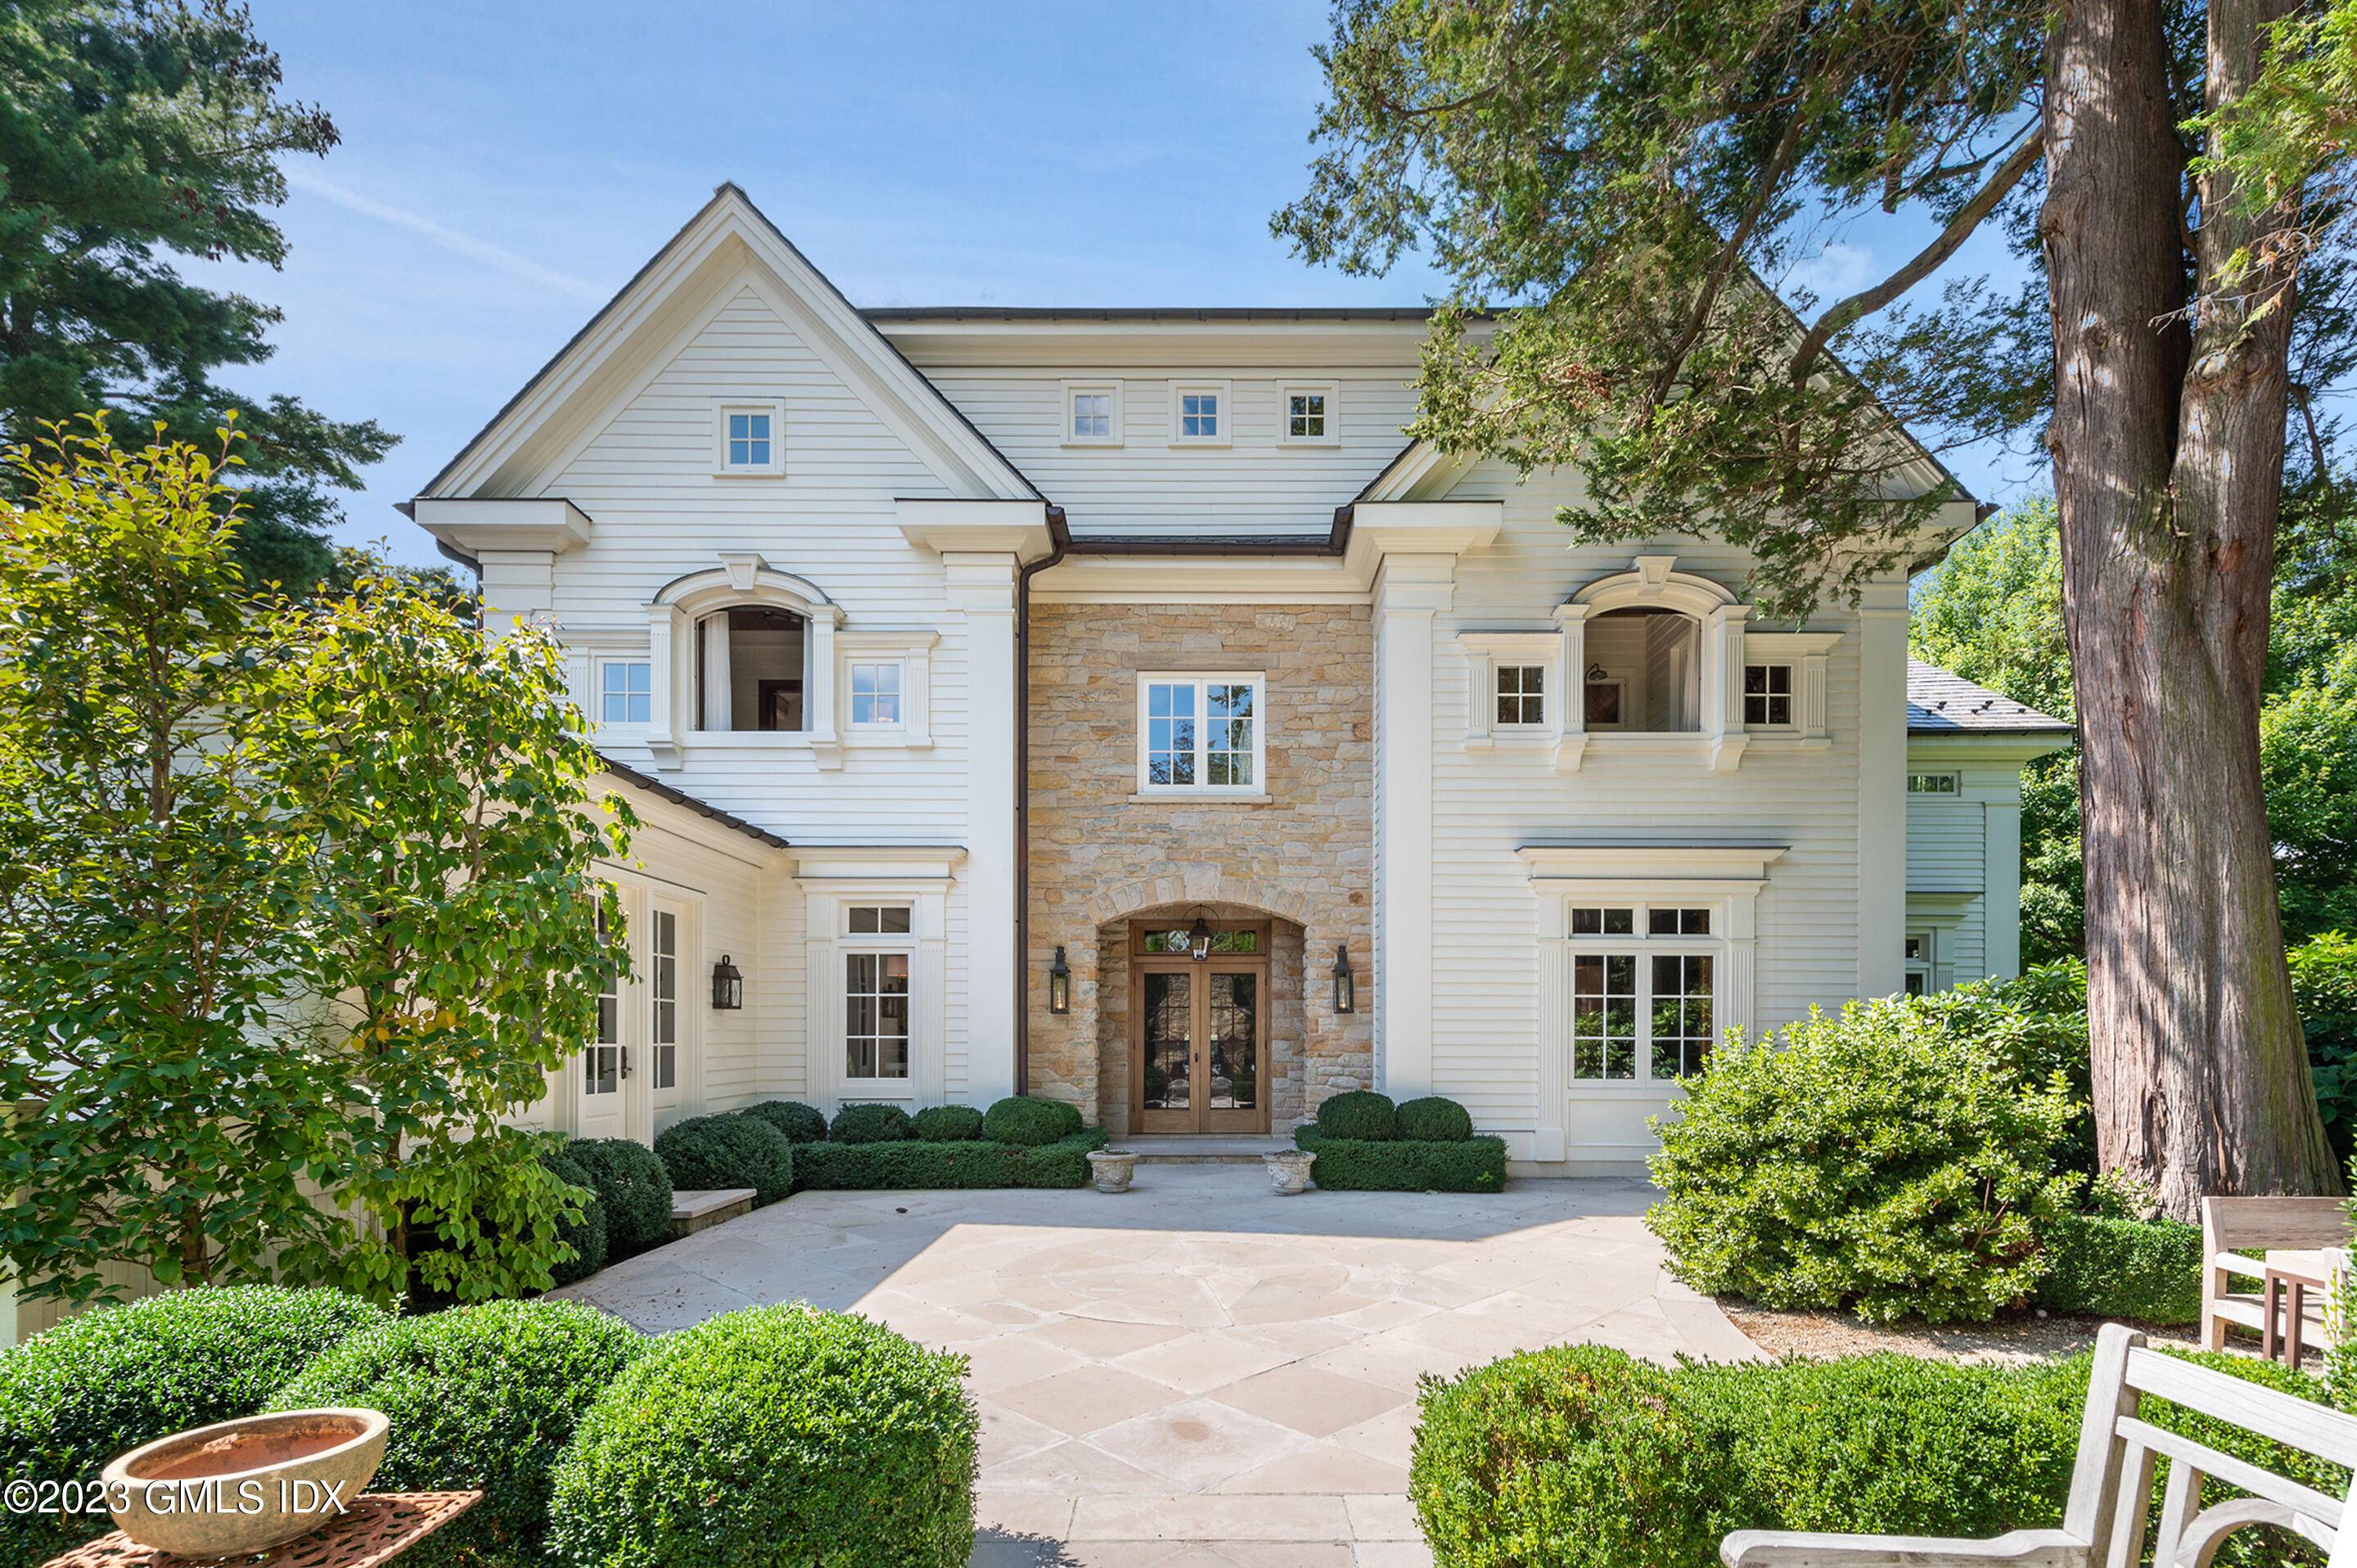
[{"left": 556, "top": 1165, "right": 1762, "bottom": 1566}]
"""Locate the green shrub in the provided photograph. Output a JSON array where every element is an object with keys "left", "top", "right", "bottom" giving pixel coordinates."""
[
  {"left": 1296, "top": 1128, "right": 1507, "bottom": 1192},
  {"left": 0, "top": 1286, "right": 390, "bottom": 1562},
  {"left": 831, "top": 1102, "right": 916, "bottom": 1145},
  {"left": 1647, "top": 996, "right": 2078, "bottom": 1323},
  {"left": 2030, "top": 1212, "right": 2202, "bottom": 1323},
  {"left": 655, "top": 1114, "right": 793, "bottom": 1204},
  {"left": 912, "top": 1103, "right": 985, "bottom": 1142},
  {"left": 2292, "top": 932, "right": 2357, "bottom": 1162},
  {"left": 270, "top": 1299, "right": 643, "bottom": 1567},
  {"left": 548, "top": 1304, "right": 977, "bottom": 1568},
  {"left": 795, "top": 1130, "right": 1108, "bottom": 1192},
  {"left": 1919, "top": 957, "right": 2093, "bottom": 1175},
  {"left": 981, "top": 1095, "right": 1084, "bottom": 1147},
  {"left": 1396, "top": 1095, "right": 1475, "bottom": 1142},
  {"left": 564, "top": 1137, "right": 674, "bottom": 1257},
  {"left": 540, "top": 1147, "right": 608, "bottom": 1288},
  {"left": 1316, "top": 1089, "right": 1398, "bottom": 1140},
  {"left": 742, "top": 1098, "right": 830, "bottom": 1145},
  {"left": 1412, "top": 1344, "right": 1737, "bottom": 1568}
]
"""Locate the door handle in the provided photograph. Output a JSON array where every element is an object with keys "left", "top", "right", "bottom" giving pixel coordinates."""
[{"left": 621, "top": 1047, "right": 633, "bottom": 1079}]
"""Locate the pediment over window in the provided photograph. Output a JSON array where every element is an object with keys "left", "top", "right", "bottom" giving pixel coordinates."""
[{"left": 651, "top": 553, "right": 844, "bottom": 625}]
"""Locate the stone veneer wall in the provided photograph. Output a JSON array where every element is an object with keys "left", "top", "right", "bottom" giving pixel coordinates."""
[{"left": 1025, "top": 603, "right": 1375, "bottom": 1131}]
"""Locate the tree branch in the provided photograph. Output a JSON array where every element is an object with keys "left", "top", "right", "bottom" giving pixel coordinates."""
[{"left": 1653, "top": 104, "right": 1816, "bottom": 403}]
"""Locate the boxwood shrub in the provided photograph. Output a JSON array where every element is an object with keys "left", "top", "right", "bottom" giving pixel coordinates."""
[
  {"left": 270, "top": 1299, "right": 643, "bottom": 1567},
  {"left": 1413, "top": 1340, "right": 2337, "bottom": 1568},
  {"left": 564, "top": 1136, "right": 675, "bottom": 1257},
  {"left": 912, "top": 1103, "right": 985, "bottom": 1142},
  {"left": 1296, "top": 1127, "right": 1507, "bottom": 1192},
  {"left": 1647, "top": 996, "right": 2078, "bottom": 1323},
  {"left": 981, "top": 1094, "right": 1084, "bottom": 1147},
  {"left": 796, "top": 1129, "right": 1109, "bottom": 1192},
  {"left": 831, "top": 1102, "right": 915, "bottom": 1145},
  {"left": 742, "top": 1098, "right": 830, "bottom": 1145},
  {"left": 1316, "top": 1089, "right": 1398, "bottom": 1140},
  {"left": 655, "top": 1113, "right": 794, "bottom": 1205},
  {"left": 0, "top": 1286, "right": 390, "bottom": 1562},
  {"left": 2031, "top": 1212, "right": 2203, "bottom": 1323},
  {"left": 1397, "top": 1095, "right": 1475, "bottom": 1142},
  {"left": 548, "top": 1304, "right": 977, "bottom": 1568},
  {"left": 540, "top": 1147, "right": 609, "bottom": 1287}
]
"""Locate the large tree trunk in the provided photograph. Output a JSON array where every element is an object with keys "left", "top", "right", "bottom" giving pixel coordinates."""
[{"left": 2043, "top": 0, "right": 2339, "bottom": 1217}]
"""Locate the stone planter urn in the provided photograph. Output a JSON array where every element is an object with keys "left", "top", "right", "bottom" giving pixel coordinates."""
[
  {"left": 1264, "top": 1149, "right": 1316, "bottom": 1196},
  {"left": 102, "top": 1407, "right": 389, "bottom": 1558},
  {"left": 1085, "top": 1149, "right": 1139, "bottom": 1193}
]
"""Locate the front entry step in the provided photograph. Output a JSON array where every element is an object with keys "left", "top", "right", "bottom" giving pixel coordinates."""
[
  {"left": 670, "top": 1187, "right": 755, "bottom": 1237},
  {"left": 1115, "top": 1134, "right": 1292, "bottom": 1165}
]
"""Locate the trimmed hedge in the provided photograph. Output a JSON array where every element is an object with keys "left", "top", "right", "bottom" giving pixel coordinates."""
[
  {"left": 655, "top": 1113, "right": 794, "bottom": 1205},
  {"left": 548, "top": 1304, "right": 977, "bottom": 1568},
  {"left": 564, "top": 1136, "right": 674, "bottom": 1257},
  {"left": 1296, "top": 1127, "right": 1507, "bottom": 1192},
  {"left": 270, "top": 1299, "right": 643, "bottom": 1568},
  {"left": 831, "top": 1102, "right": 916, "bottom": 1145},
  {"left": 913, "top": 1104, "right": 985, "bottom": 1142},
  {"left": 0, "top": 1286, "right": 390, "bottom": 1562},
  {"left": 1398, "top": 1095, "right": 1476, "bottom": 1142},
  {"left": 1317, "top": 1089, "right": 1399, "bottom": 1140},
  {"left": 982, "top": 1095, "right": 1084, "bottom": 1147},
  {"left": 540, "top": 1147, "right": 609, "bottom": 1287},
  {"left": 795, "top": 1129, "right": 1110, "bottom": 1192},
  {"left": 1413, "top": 1341, "right": 2340, "bottom": 1568},
  {"left": 742, "top": 1098, "right": 830, "bottom": 1145},
  {"left": 2031, "top": 1212, "right": 2203, "bottom": 1324}
]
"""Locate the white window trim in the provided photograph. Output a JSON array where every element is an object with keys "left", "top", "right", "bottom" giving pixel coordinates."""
[
  {"left": 1134, "top": 670, "right": 1267, "bottom": 796},
  {"left": 1168, "top": 380, "right": 1233, "bottom": 447},
  {"left": 1740, "top": 661, "right": 1799, "bottom": 732},
  {"left": 802, "top": 879, "right": 950, "bottom": 1110},
  {"left": 593, "top": 654, "right": 654, "bottom": 732},
  {"left": 1904, "top": 926, "right": 1939, "bottom": 996},
  {"left": 1562, "top": 905, "right": 1728, "bottom": 1084},
  {"left": 1458, "top": 631, "right": 1566, "bottom": 755},
  {"left": 1278, "top": 381, "right": 1340, "bottom": 446},
  {"left": 1908, "top": 770, "right": 1963, "bottom": 795},
  {"left": 1061, "top": 381, "right": 1123, "bottom": 447},
  {"left": 836, "top": 629, "right": 936, "bottom": 748},
  {"left": 1742, "top": 630, "right": 1841, "bottom": 746},
  {"left": 647, "top": 895, "right": 700, "bottom": 1114},
  {"left": 712, "top": 399, "right": 786, "bottom": 477}
]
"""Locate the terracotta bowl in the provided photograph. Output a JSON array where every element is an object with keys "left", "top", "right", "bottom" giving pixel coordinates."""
[{"left": 101, "top": 1407, "right": 388, "bottom": 1558}]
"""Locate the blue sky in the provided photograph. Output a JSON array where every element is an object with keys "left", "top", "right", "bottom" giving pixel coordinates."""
[{"left": 228, "top": 2, "right": 2046, "bottom": 567}]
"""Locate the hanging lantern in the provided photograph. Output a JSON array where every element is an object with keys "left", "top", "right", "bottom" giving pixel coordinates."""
[
  {"left": 1047, "top": 945, "right": 1072, "bottom": 1014},
  {"left": 1332, "top": 944, "right": 1355, "bottom": 1014},
  {"left": 1189, "top": 910, "right": 1213, "bottom": 962},
  {"left": 711, "top": 953, "right": 744, "bottom": 1010}
]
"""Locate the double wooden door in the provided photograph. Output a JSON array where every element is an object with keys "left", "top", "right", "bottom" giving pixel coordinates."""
[{"left": 1131, "top": 938, "right": 1269, "bottom": 1135}]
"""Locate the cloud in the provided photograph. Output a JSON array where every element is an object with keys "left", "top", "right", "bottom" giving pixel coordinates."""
[
  {"left": 282, "top": 167, "right": 609, "bottom": 304},
  {"left": 1786, "top": 240, "right": 1874, "bottom": 306}
]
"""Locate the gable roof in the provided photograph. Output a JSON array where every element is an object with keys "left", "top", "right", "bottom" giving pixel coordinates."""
[
  {"left": 413, "top": 183, "right": 1040, "bottom": 507},
  {"left": 1906, "top": 660, "right": 2071, "bottom": 736}
]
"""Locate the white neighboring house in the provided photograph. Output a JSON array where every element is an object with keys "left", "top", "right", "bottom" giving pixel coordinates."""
[{"left": 408, "top": 185, "right": 2071, "bottom": 1175}]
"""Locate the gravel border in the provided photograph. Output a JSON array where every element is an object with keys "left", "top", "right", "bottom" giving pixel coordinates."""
[{"left": 1721, "top": 1300, "right": 2220, "bottom": 1367}]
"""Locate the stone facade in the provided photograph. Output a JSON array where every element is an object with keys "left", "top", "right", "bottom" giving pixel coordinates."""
[{"left": 1025, "top": 603, "right": 1376, "bottom": 1131}]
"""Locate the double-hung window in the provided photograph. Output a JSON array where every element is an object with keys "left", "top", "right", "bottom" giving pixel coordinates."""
[
  {"left": 844, "top": 905, "right": 913, "bottom": 1084},
  {"left": 1569, "top": 903, "right": 1719, "bottom": 1082},
  {"left": 1139, "top": 674, "right": 1264, "bottom": 793}
]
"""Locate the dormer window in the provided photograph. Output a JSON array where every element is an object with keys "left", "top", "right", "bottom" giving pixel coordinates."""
[
  {"left": 714, "top": 400, "right": 784, "bottom": 475},
  {"left": 1169, "top": 381, "right": 1231, "bottom": 446}
]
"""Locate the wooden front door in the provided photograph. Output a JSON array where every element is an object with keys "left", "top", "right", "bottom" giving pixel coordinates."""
[{"left": 1131, "top": 922, "right": 1269, "bottom": 1134}]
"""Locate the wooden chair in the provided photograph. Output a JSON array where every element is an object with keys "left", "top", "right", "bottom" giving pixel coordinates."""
[
  {"left": 1720, "top": 1323, "right": 2357, "bottom": 1566},
  {"left": 2202, "top": 1196, "right": 2346, "bottom": 1354}
]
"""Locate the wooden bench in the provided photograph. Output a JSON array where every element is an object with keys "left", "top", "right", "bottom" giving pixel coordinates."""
[
  {"left": 1720, "top": 1323, "right": 2357, "bottom": 1566},
  {"left": 2202, "top": 1195, "right": 2346, "bottom": 1354}
]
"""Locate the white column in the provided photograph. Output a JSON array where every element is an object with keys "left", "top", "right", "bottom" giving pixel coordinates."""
[
  {"left": 945, "top": 552, "right": 1020, "bottom": 1106},
  {"left": 1373, "top": 556, "right": 1452, "bottom": 1099},
  {"left": 1985, "top": 800, "right": 2024, "bottom": 980},
  {"left": 699, "top": 614, "right": 732, "bottom": 732},
  {"left": 1855, "top": 577, "right": 1909, "bottom": 998}
]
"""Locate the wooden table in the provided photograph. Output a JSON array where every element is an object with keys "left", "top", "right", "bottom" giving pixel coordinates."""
[
  {"left": 2263, "top": 1258, "right": 2333, "bottom": 1367},
  {"left": 42, "top": 1491, "right": 480, "bottom": 1568}
]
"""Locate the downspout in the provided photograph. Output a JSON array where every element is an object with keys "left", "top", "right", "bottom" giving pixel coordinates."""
[{"left": 1012, "top": 505, "right": 1070, "bottom": 1095}]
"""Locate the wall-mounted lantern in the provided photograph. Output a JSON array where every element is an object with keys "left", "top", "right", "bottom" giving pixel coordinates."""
[
  {"left": 1047, "top": 945, "right": 1072, "bottom": 1014},
  {"left": 1332, "top": 944, "right": 1355, "bottom": 1014},
  {"left": 711, "top": 954, "right": 744, "bottom": 1011},
  {"left": 1188, "top": 910, "right": 1213, "bottom": 962}
]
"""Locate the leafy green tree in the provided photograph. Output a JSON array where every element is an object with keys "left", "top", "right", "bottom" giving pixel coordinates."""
[
  {"left": 1280, "top": 0, "right": 2343, "bottom": 1209},
  {"left": 0, "top": 419, "right": 343, "bottom": 1304},
  {"left": 0, "top": 0, "right": 394, "bottom": 593},
  {"left": 259, "top": 570, "right": 633, "bottom": 1304}
]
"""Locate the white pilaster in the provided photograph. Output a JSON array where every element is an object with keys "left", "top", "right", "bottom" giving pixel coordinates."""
[
  {"left": 1855, "top": 578, "right": 1910, "bottom": 998},
  {"left": 647, "top": 605, "right": 687, "bottom": 770},
  {"left": 1373, "top": 555, "right": 1453, "bottom": 1099},
  {"left": 1985, "top": 800, "right": 2024, "bottom": 979},
  {"left": 807, "top": 615, "right": 840, "bottom": 769},
  {"left": 944, "top": 551, "right": 1021, "bottom": 1106},
  {"left": 1551, "top": 602, "right": 1590, "bottom": 771},
  {"left": 1532, "top": 894, "right": 1570, "bottom": 1163}
]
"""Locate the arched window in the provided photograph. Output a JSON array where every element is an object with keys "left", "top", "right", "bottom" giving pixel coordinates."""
[
  {"left": 696, "top": 606, "right": 808, "bottom": 732},
  {"left": 1583, "top": 606, "right": 1702, "bottom": 732},
  {"left": 645, "top": 555, "right": 845, "bottom": 768}
]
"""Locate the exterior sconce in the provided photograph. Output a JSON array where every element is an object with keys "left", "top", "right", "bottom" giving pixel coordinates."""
[
  {"left": 711, "top": 953, "right": 744, "bottom": 1011},
  {"left": 1332, "top": 944, "right": 1355, "bottom": 1014},
  {"left": 1189, "top": 911, "right": 1213, "bottom": 962},
  {"left": 1047, "top": 945, "right": 1072, "bottom": 1014}
]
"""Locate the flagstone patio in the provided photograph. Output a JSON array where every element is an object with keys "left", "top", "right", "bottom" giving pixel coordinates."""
[{"left": 554, "top": 1165, "right": 1764, "bottom": 1567}]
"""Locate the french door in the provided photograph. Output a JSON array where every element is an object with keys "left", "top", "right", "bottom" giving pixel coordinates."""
[{"left": 1131, "top": 935, "right": 1269, "bottom": 1134}]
